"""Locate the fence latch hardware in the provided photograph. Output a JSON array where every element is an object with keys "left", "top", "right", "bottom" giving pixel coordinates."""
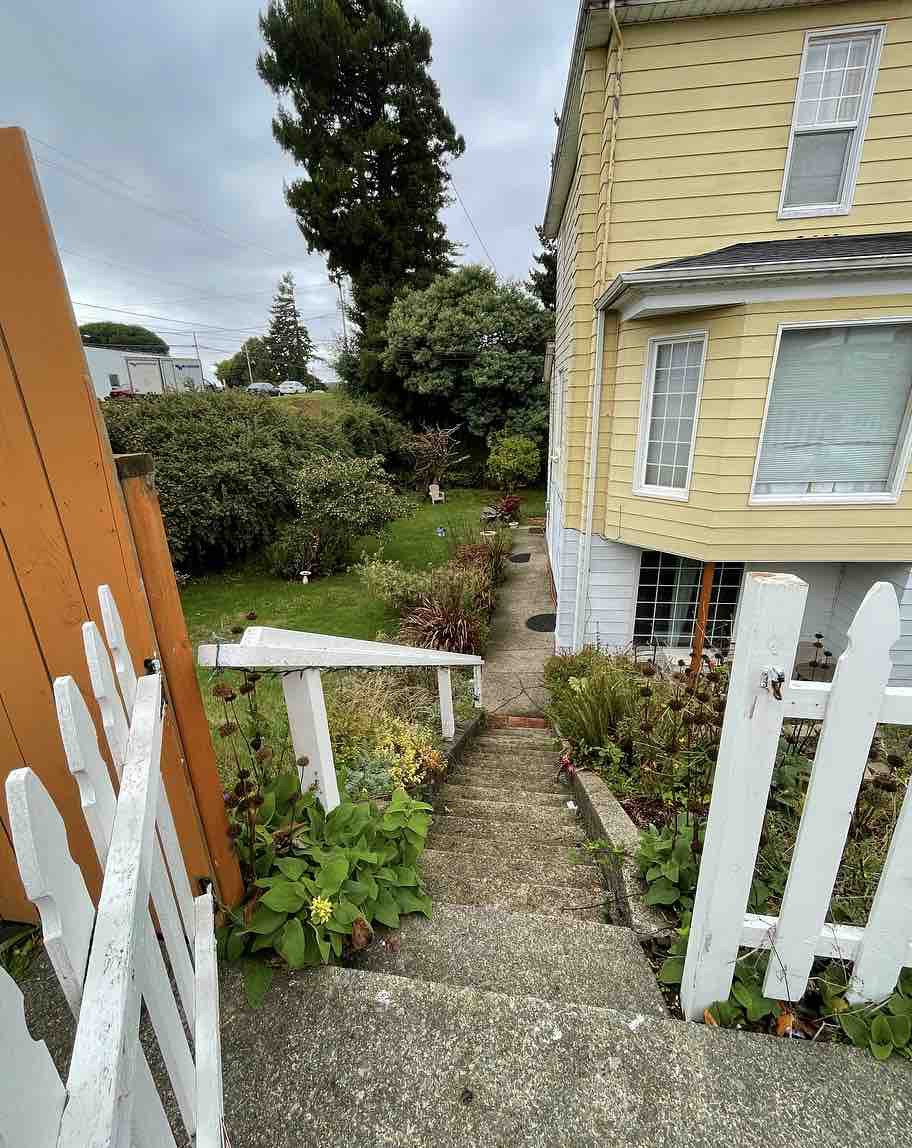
[
  {"left": 144, "top": 655, "right": 162, "bottom": 675},
  {"left": 760, "top": 666, "right": 786, "bottom": 701}
]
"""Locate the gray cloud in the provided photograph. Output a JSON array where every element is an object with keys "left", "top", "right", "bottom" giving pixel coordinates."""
[{"left": 0, "top": 1, "right": 567, "bottom": 379}]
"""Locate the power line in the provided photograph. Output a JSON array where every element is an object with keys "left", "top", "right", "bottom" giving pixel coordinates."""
[
  {"left": 73, "top": 301, "right": 270, "bottom": 333},
  {"left": 450, "top": 177, "right": 499, "bottom": 275}
]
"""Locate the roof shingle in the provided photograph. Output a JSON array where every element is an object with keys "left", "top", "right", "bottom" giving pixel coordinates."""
[{"left": 645, "top": 233, "right": 912, "bottom": 272}]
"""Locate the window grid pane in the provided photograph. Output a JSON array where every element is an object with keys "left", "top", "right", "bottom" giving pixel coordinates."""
[
  {"left": 633, "top": 553, "right": 744, "bottom": 648},
  {"left": 643, "top": 339, "right": 702, "bottom": 490}
]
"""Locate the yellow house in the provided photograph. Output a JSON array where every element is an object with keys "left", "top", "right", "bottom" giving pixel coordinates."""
[{"left": 543, "top": 0, "right": 912, "bottom": 681}]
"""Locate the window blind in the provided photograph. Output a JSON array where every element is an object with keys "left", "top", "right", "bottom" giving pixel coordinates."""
[{"left": 755, "top": 325, "right": 912, "bottom": 495}]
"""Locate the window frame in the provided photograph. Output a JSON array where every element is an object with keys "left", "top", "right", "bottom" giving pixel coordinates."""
[
  {"left": 749, "top": 318, "right": 912, "bottom": 507},
  {"left": 778, "top": 23, "right": 885, "bottom": 221},
  {"left": 633, "top": 331, "right": 708, "bottom": 503}
]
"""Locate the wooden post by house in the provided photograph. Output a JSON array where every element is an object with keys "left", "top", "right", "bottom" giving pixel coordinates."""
[{"left": 688, "top": 561, "right": 715, "bottom": 678}]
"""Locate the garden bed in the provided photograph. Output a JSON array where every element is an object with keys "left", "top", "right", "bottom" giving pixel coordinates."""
[{"left": 546, "top": 647, "right": 912, "bottom": 1062}]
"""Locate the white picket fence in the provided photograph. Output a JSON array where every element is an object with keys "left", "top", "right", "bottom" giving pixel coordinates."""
[
  {"left": 682, "top": 573, "right": 912, "bottom": 1020},
  {"left": 1, "top": 586, "right": 225, "bottom": 1147},
  {"left": 198, "top": 626, "right": 484, "bottom": 812}
]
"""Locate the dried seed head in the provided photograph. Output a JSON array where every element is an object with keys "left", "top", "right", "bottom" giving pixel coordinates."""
[
  {"left": 640, "top": 663, "right": 657, "bottom": 678},
  {"left": 239, "top": 683, "right": 255, "bottom": 695},
  {"left": 212, "top": 683, "right": 237, "bottom": 701},
  {"left": 887, "top": 753, "right": 904, "bottom": 769},
  {"left": 246, "top": 610, "right": 258, "bottom": 621},
  {"left": 669, "top": 699, "right": 684, "bottom": 713},
  {"left": 297, "top": 755, "right": 310, "bottom": 768},
  {"left": 255, "top": 745, "right": 274, "bottom": 764},
  {"left": 230, "top": 625, "right": 244, "bottom": 635},
  {"left": 639, "top": 686, "right": 653, "bottom": 699},
  {"left": 238, "top": 768, "right": 251, "bottom": 780},
  {"left": 248, "top": 672, "right": 262, "bottom": 682}
]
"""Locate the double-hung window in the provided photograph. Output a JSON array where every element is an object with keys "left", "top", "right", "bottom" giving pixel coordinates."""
[
  {"left": 753, "top": 322, "right": 912, "bottom": 503},
  {"left": 780, "top": 25, "right": 883, "bottom": 218},
  {"left": 635, "top": 334, "right": 706, "bottom": 500}
]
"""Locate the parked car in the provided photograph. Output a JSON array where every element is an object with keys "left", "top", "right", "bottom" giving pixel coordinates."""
[
  {"left": 201, "top": 377, "right": 225, "bottom": 391},
  {"left": 246, "top": 382, "right": 279, "bottom": 396},
  {"left": 278, "top": 380, "right": 309, "bottom": 395},
  {"left": 107, "top": 387, "right": 136, "bottom": 400}
]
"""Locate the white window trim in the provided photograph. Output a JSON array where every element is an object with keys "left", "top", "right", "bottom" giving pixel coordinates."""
[
  {"left": 633, "top": 331, "right": 708, "bottom": 503},
  {"left": 778, "top": 22, "right": 884, "bottom": 221},
  {"left": 749, "top": 317, "right": 912, "bottom": 507}
]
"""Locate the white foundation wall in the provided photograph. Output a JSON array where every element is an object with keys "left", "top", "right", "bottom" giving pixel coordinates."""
[
  {"left": 553, "top": 528, "right": 640, "bottom": 651},
  {"left": 744, "top": 562, "right": 912, "bottom": 686}
]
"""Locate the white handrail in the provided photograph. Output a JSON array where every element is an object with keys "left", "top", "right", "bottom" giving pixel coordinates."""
[{"left": 198, "top": 626, "right": 485, "bottom": 812}]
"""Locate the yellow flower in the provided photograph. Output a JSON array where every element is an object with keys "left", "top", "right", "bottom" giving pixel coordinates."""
[{"left": 310, "top": 895, "right": 333, "bottom": 926}]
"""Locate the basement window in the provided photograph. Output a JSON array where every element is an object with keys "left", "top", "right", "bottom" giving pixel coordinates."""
[
  {"left": 634, "top": 553, "right": 744, "bottom": 651},
  {"left": 752, "top": 322, "right": 912, "bottom": 503},
  {"left": 634, "top": 333, "right": 707, "bottom": 501},
  {"left": 779, "top": 25, "right": 883, "bottom": 218}
]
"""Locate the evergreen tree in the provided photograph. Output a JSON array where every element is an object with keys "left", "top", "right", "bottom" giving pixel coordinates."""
[
  {"left": 526, "top": 226, "right": 557, "bottom": 312},
  {"left": 266, "top": 272, "right": 316, "bottom": 381},
  {"left": 257, "top": 0, "right": 464, "bottom": 399}
]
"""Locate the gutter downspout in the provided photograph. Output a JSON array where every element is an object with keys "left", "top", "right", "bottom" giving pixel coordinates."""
[{"left": 572, "top": 1, "right": 623, "bottom": 651}]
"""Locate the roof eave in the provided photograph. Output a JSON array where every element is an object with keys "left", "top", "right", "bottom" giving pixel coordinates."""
[{"left": 596, "top": 253, "right": 912, "bottom": 312}]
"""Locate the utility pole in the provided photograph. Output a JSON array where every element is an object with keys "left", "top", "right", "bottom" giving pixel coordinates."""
[
  {"left": 244, "top": 342, "right": 254, "bottom": 385},
  {"left": 192, "top": 332, "right": 203, "bottom": 386},
  {"left": 336, "top": 276, "right": 349, "bottom": 352}
]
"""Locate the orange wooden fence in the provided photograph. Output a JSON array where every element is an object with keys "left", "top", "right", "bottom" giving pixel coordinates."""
[{"left": 0, "top": 127, "right": 241, "bottom": 921}]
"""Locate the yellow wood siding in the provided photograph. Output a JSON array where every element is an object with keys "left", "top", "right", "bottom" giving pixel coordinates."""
[
  {"left": 602, "top": 294, "right": 912, "bottom": 562},
  {"left": 605, "top": 1, "right": 912, "bottom": 276}
]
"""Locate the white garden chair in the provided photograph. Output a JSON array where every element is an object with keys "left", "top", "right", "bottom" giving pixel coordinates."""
[
  {"left": 428, "top": 482, "right": 446, "bottom": 504},
  {"left": 1, "top": 586, "right": 225, "bottom": 1148}
]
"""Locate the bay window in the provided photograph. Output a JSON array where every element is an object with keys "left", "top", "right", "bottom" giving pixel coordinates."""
[
  {"left": 780, "top": 26, "right": 883, "bottom": 218},
  {"left": 753, "top": 322, "right": 912, "bottom": 503}
]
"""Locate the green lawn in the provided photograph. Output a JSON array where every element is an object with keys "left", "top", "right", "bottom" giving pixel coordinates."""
[{"left": 181, "top": 487, "right": 545, "bottom": 647}]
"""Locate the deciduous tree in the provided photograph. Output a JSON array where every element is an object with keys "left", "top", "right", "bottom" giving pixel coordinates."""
[
  {"left": 80, "top": 322, "right": 169, "bottom": 354},
  {"left": 382, "top": 265, "right": 552, "bottom": 444}
]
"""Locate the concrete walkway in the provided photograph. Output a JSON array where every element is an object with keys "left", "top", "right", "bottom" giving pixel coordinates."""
[{"left": 483, "top": 528, "right": 554, "bottom": 716}]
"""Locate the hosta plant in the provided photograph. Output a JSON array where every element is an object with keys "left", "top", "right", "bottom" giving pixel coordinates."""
[{"left": 219, "top": 769, "right": 433, "bottom": 1005}]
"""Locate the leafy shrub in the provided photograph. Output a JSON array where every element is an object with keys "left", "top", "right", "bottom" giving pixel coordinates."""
[
  {"left": 268, "top": 454, "right": 414, "bottom": 578},
  {"left": 636, "top": 815, "right": 703, "bottom": 912},
  {"left": 103, "top": 391, "right": 347, "bottom": 571},
  {"left": 486, "top": 432, "right": 540, "bottom": 491},
  {"left": 315, "top": 398, "right": 411, "bottom": 475},
  {"left": 549, "top": 668, "right": 639, "bottom": 752},
  {"left": 354, "top": 551, "right": 434, "bottom": 611}
]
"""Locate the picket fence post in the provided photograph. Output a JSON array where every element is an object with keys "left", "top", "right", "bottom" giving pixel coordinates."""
[
  {"left": 762, "top": 583, "right": 899, "bottom": 1001},
  {"left": 0, "top": 965, "right": 66, "bottom": 1148},
  {"left": 680, "top": 572, "right": 807, "bottom": 1021}
]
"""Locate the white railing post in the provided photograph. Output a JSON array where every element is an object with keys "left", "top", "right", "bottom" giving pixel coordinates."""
[
  {"left": 681, "top": 572, "right": 807, "bottom": 1021},
  {"left": 0, "top": 966, "right": 66, "bottom": 1148},
  {"left": 763, "top": 582, "right": 899, "bottom": 1002},
  {"left": 282, "top": 668, "right": 341, "bottom": 811},
  {"left": 437, "top": 667, "right": 455, "bottom": 740},
  {"left": 473, "top": 664, "right": 483, "bottom": 708}
]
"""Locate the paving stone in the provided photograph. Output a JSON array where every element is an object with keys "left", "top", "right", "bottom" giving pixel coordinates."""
[{"left": 420, "top": 846, "right": 600, "bottom": 890}]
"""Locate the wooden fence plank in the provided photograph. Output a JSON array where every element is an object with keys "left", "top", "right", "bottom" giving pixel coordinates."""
[
  {"left": 680, "top": 572, "right": 807, "bottom": 1021},
  {"left": 763, "top": 583, "right": 900, "bottom": 1001},
  {"left": 116, "top": 459, "right": 242, "bottom": 906}
]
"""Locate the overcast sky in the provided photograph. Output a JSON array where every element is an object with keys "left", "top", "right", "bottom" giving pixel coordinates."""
[{"left": 0, "top": 1, "right": 570, "bottom": 381}]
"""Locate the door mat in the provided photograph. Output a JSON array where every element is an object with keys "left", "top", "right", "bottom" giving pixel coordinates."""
[
  {"left": 526, "top": 612, "right": 556, "bottom": 633},
  {"left": 508, "top": 552, "right": 531, "bottom": 564}
]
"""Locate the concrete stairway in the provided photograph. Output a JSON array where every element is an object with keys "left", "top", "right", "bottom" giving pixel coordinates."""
[{"left": 217, "top": 723, "right": 907, "bottom": 1146}]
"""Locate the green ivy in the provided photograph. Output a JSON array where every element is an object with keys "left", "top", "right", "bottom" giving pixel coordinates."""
[{"left": 218, "top": 771, "right": 433, "bottom": 1005}]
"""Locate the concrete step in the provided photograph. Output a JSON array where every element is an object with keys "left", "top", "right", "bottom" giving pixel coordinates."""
[
  {"left": 437, "top": 782, "right": 567, "bottom": 808},
  {"left": 421, "top": 869, "right": 604, "bottom": 920},
  {"left": 451, "top": 768, "right": 564, "bottom": 797},
  {"left": 350, "top": 904, "right": 666, "bottom": 1016},
  {"left": 427, "top": 830, "right": 583, "bottom": 864},
  {"left": 428, "top": 814, "right": 581, "bottom": 849},
  {"left": 420, "top": 846, "right": 600, "bottom": 891},
  {"left": 436, "top": 796, "right": 577, "bottom": 833},
  {"left": 474, "top": 732, "right": 559, "bottom": 751},
  {"left": 220, "top": 964, "right": 906, "bottom": 1148},
  {"left": 461, "top": 748, "right": 561, "bottom": 768}
]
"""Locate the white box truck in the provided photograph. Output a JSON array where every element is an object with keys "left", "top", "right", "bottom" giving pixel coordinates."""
[{"left": 84, "top": 347, "right": 203, "bottom": 399}]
